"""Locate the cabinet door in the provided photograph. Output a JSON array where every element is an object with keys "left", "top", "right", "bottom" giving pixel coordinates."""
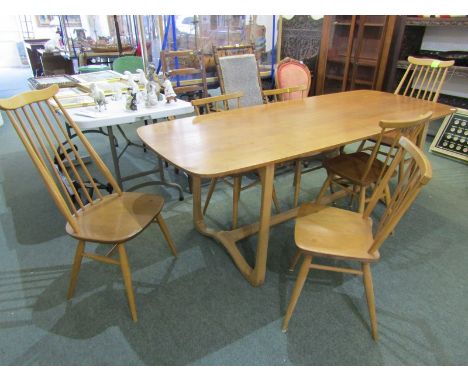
[
  {"left": 321, "top": 15, "right": 357, "bottom": 94},
  {"left": 348, "top": 16, "right": 389, "bottom": 90}
]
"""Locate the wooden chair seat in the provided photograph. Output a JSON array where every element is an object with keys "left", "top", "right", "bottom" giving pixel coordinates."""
[
  {"left": 65, "top": 192, "right": 164, "bottom": 243},
  {"left": 295, "top": 203, "right": 379, "bottom": 262},
  {"left": 323, "top": 151, "right": 388, "bottom": 186}
]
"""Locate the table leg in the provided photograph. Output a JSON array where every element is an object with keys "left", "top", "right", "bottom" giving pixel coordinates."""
[
  {"left": 190, "top": 164, "right": 348, "bottom": 286},
  {"left": 192, "top": 164, "right": 275, "bottom": 286},
  {"left": 107, "top": 126, "right": 123, "bottom": 189}
]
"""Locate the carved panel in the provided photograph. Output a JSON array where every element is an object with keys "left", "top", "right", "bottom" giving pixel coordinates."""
[{"left": 280, "top": 16, "right": 324, "bottom": 93}]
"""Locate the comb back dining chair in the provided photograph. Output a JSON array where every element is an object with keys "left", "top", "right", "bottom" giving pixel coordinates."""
[
  {"left": 358, "top": 56, "right": 455, "bottom": 154},
  {"left": 0, "top": 85, "right": 178, "bottom": 322},
  {"left": 283, "top": 135, "right": 433, "bottom": 340},
  {"left": 317, "top": 112, "right": 432, "bottom": 213}
]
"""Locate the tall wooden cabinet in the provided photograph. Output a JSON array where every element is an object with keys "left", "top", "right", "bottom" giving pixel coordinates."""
[{"left": 316, "top": 15, "right": 397, "bottom": 94}]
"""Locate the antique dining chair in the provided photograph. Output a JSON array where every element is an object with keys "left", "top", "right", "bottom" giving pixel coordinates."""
[
  {"left": 274, "top": 57, "right": 312, "bottom": 100},
  {"left": 191, "top": 91, "right": 281, "bottom": 229},
  {"left": 0, "top": 85, "right": 178, "bottom": 322},
  {"left": 358, "top": 56, "right": 454, "bottom": 154},
  {"left": 316, "top": 112, "right": 432, "bottom": 213},
  {"left": 213, "top": 44, "right": 265, "bottom": 108},
  {"left": 160, "top": 49, "right": 208, "bottom": 100},
  {"left": 282, "top": 135, "right": 433, "bottom": 340}
]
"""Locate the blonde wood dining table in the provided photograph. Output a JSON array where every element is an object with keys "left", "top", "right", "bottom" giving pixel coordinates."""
[{"left": 137, "top": 90, "right": 454, "bottom": 286}]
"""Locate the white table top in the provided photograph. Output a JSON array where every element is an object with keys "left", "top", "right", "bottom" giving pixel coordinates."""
[{"left": 65, "top": 97, "right": 194, "bottom": 130}]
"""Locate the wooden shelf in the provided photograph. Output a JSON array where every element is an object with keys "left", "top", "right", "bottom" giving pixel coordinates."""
[
  {"left": 396, "top": 60, "right": 468, "bottom": 79},
  {"left": 406, "top": 17, "right": 468, "bottom": 27},
  {"left": 334, "top": 22, "right": 385, "bottom": 27}
]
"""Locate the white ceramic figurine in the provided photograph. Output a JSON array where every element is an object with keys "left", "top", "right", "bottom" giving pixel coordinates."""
[{"left": 89, "top": 83, "right": 107, "bottom": 112}]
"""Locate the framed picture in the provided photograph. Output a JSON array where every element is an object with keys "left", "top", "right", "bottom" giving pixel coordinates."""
[
  {"left": 36, "top": 15, "right": 53, "bottom": 27},
  {"left": 28, "top": 75, "right": 80, "bottom": 89},
  {"left": 65, "top": 15, "right": 82, "bottom": 27}
]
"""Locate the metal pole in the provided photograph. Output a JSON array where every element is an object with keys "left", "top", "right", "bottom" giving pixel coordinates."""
[
  {"left": 113, "top": 16, "right": 123, "bottom": 55},
  {"left": 137, "top": 15, "right": 148, "bottom": 73}
]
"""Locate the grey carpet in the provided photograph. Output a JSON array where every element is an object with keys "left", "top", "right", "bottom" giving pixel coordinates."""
[{"left": 0, "top": 74, "right": 467, "bottom": 365}]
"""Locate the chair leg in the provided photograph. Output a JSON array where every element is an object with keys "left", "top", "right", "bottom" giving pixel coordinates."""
[
  {"left": 282, "top": 254, "right": 312, "bottom": 332},
  {"left": 293, "top": 160, "right": 302, "bottom": 208},
  {"left": 155, "top": 214, "right": 178, "bottom": 257},
  {"left": 316, "top": 173, "right": 333, "bottom": 204},
  {"left": 67, "top": 240, "right": 85, "bottom": 299},
  {"left": 203, "top": 178, "right": 218, "bottom": 215},
  {"left": 357, "top": 139, "right": 366, "bottom": 152},
  {"left": 118, "top": 244, "right": 138, "bottom": 322},
  {"left": 272, "top": 184, "right": 281, "bottom": 213},
  {"left": 384, "top": 184, "right": 392, "bottom": 206},
  {"left": 358, "top": 186, "right": 367, "bottom": 213},
  {"left": 232, "top": 175, "right": 242, "bottom": 229},
  {"left": 288, "top": 249, "right": 302, "bottom": 272},
  {"left": 362, "top": 263, "right": 378, "bottom": 341}
]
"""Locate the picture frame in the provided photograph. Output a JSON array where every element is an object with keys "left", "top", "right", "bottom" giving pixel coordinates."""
[
  {"left": 28, "top": 75, "right": 80, "bottom": 89},
  {"left": 65, "top": 15, "right": 82, "bottom": 27},
  {"left": 36, "top": 15, "right": 53, "bottom": 27}
]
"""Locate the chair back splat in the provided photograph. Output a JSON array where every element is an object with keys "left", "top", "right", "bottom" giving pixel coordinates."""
[
  {"left": 0, "top": 85, "right": 121, "bottom": 234},
  {"left": 395, "top": 56, "right": 455, "bottom": 103},
  {"left": 364, "top": 136, "right": 433, "bottom": 255}
]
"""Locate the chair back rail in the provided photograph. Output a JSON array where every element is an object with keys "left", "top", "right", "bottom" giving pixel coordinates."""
[
  {"left": 263, "top": 84, "right": 308, "bottom": 103},
  {"left": 394, "top": 56, "right": 455, "bottom": 103},
  {"left": 0, "top": 84, "right": 121, "bottom": 234},
  {"left": 191, "top": 91, "right": 243, "bottom": 115}
]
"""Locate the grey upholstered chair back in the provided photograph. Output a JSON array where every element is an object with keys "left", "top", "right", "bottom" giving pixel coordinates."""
[{"left": 218, "top": 54, "right": 263, "bottom": 109}]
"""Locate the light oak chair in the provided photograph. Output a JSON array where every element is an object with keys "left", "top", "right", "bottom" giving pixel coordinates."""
[
  {"left": 0, "top": 85, "right": 178, "bottom": 322},
  {"left": 358, "top": 56, "right": 455, "bottom": 153},
  {"left": 191, "top": 92, "right": 281, "bottom": 229},
  {"left": 283, "top": 136, "right": 433, "bottom": 340},
  {"left": 317, "top": 112, "right": 432, "bottom": 213}
]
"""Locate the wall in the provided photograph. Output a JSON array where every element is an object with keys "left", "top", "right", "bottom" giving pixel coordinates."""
[{"left": 0, "top": 15, "right": 24, "bottom": 67}]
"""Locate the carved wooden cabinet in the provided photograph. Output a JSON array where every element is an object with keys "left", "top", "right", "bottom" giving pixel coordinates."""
[{"left": 316, "top": 15, "right": 397, "bottom": 94}]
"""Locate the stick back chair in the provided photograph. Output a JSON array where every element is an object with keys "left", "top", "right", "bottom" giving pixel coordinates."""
[
  {"left": 283, "top": 136, "right": 433, "bottom": 340},
  {"left": 316, "top": 112, "right": 432, "bottom": 213},
  {"left": 0, "top": 85, "right": 178, "bottom": 322},
  {"left": 191, "top": 91, "right": 280, "bottom": 229},
  {"left": 160, "top": 49, "right": 208, "bottom": 100},
  {"left": 358, "top": 56, "right": 455, "bottom": 154}
]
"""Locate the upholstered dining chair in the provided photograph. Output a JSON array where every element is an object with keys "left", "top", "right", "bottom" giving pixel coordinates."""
[
  {"left": 275, "top": 57, "right": 312, "bottom": 100},
  {"left": 283, "top": 135, "right": 433, "bottom": 340},
  {"left": 316, "top": 112, "right": 432, "bottom": 213},
  {"left": 191, "top": 92, "right": 281, "bottom": 229},
  {"left": 0, "top": 85, "right": 178, "bottom": 322}
]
